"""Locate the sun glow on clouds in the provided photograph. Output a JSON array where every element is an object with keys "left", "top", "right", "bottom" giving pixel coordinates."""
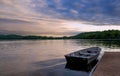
[
  {"left": 65, "top": 22, "right": 120, "bottom": 32},
  {"left": 0, "top": 0, "right": 120, "bottom": 36}
]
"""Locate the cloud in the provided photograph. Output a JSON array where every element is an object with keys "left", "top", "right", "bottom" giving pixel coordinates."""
[
  {"left": 0, "top": 0, "right": 120, "bottom": 36},
  {"left": 0, "top": 18, "right": 33, "bottom": 24},
  {"left": 1, "top": 0, "right": 120, "bottom": 24},
  {"left": 0, "top": 18, "right": 77, "bottom": 36}
]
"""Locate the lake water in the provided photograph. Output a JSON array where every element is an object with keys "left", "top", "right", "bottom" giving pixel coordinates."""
[{"left": 0, "top": 39, "right": 120, "bottom": 76}]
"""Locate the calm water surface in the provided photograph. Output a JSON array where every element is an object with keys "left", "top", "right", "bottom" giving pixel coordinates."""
[{"left": 0, "top": 40, "right": 120, "bottom": 76}]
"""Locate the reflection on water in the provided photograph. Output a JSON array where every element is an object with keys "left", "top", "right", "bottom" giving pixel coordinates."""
[
  {"left": 0, "top": 40, "right": 120, "bottom": 76},
  {"left": 75, "top": 39, "right": 120, "bottom": 48},
  {"left": 65, "top": 60, "right": 98, "bottom": 72}
]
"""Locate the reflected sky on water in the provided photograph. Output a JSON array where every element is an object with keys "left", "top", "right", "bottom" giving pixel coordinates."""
[{"left": 0, "top": 40, "right": 120, "bottom": 76}]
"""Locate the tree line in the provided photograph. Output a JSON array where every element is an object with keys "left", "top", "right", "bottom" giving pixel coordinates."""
[
  {"left": 71, "top": 30, "right": 120, "bottom": 39},
  {"left": 0, "top": 30, "right": 120, "bottom": 40},
  {"left": 0, "top": 34, "right": 69, "bottom": 40}
]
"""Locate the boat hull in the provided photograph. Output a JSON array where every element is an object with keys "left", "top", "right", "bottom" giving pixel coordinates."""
[
  {"left": 65, "top": 47, "right": 101, "bottom": 65},
  {"left": 65, "top": 54, "right": 99, "bottom": 65},
  {"left": 65, "top": 59, "right": 98, "bottom": 71}
]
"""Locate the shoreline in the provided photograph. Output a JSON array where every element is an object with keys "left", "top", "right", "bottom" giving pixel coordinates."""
[{"left": 89, "top": 51, "right": 104, "bottom": 76}]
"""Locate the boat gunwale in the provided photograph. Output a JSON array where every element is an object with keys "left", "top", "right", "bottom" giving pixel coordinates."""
[{"left": 65, "top": 47, "right": 101, "bottom": 59}]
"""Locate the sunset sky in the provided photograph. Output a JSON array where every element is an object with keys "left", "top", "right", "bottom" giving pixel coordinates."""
[{"left": 0, "top": 0, "right": 120, "bottom": 36}]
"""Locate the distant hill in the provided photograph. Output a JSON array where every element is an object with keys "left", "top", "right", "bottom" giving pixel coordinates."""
[
  {"left": 71, "top": 30, "right": 120, "bottom": 39},
  {"left": 0, "top": 34, "right": 62, "bottom": 40},
  {"left": 0, "top": 30, "right": 120, "bottom": 40}
]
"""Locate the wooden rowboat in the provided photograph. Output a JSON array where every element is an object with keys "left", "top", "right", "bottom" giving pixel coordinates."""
[{"left": 65, "top": 47, "right": 101, "bottom": 65}]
